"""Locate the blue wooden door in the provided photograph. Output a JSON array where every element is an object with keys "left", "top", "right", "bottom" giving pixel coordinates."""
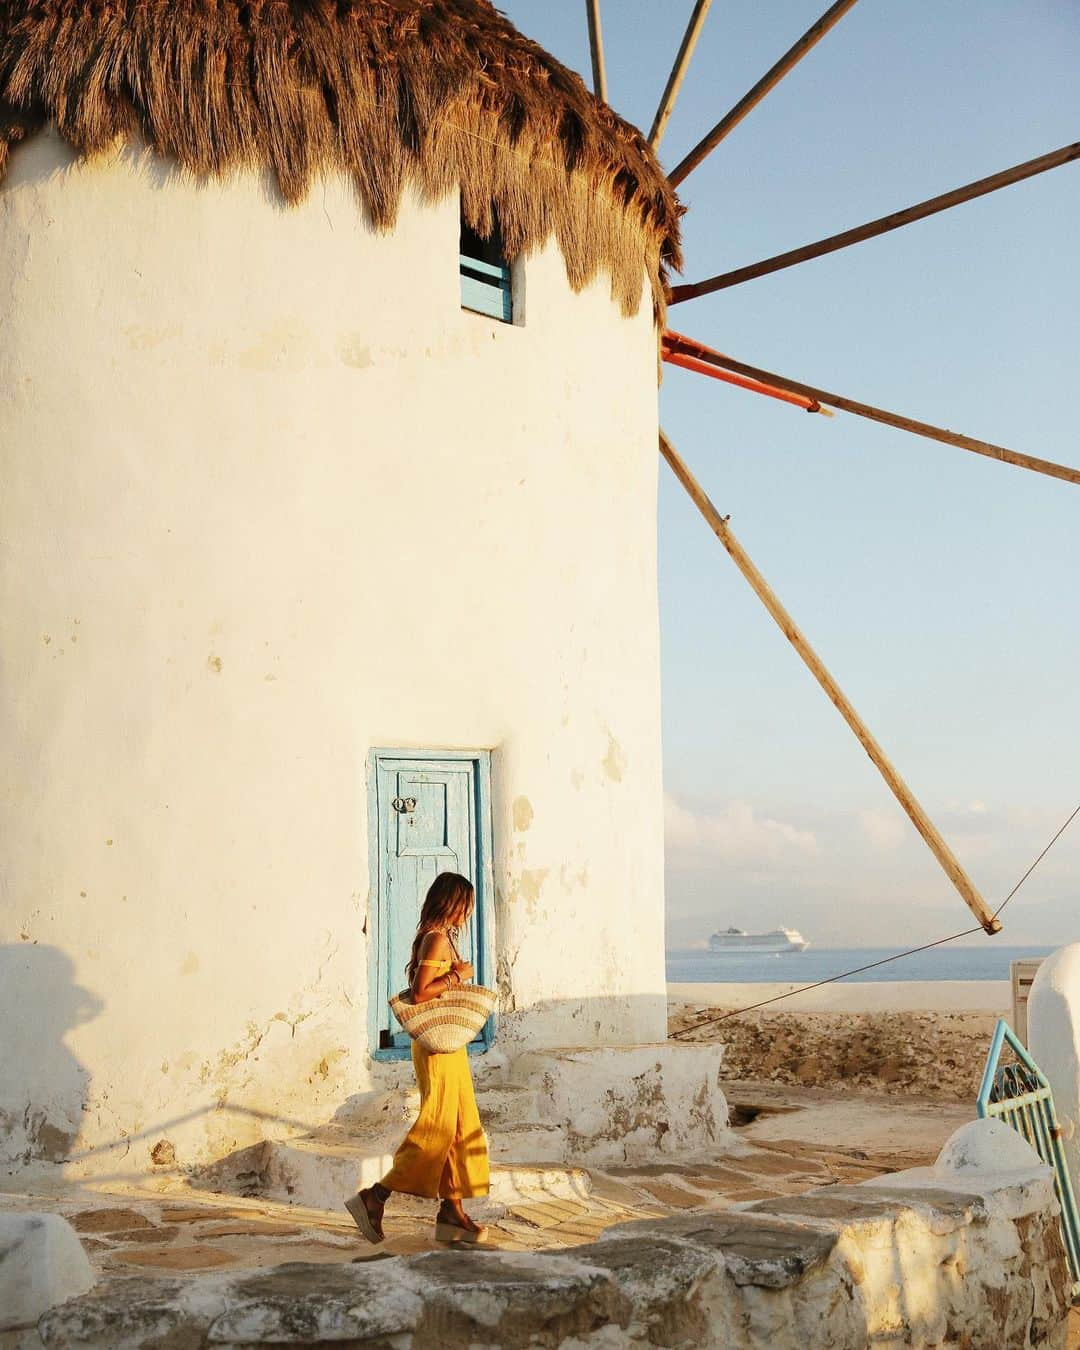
[{"left": 372, "top": 754, "right": 488, "bottom": 1053}]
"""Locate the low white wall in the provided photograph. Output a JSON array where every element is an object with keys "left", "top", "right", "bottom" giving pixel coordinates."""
[
  {"left": 668, "top": 981, "right": 1011, "bottom": 1014},
  {"left": 0, "top": 131, "right": 666, "bottom": 1176}
]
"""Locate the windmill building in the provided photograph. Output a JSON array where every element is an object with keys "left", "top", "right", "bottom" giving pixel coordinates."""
[{"left": 0, "top": 0, "right": 715, "bottom": 1179}]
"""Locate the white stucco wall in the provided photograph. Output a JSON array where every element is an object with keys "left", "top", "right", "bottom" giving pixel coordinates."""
[
  {"left": 1029, "top": 943, "right": 1080, "bottom": 1196},
  {"left": 0, "top": 131, "right": 666, "bottom": 1174}
]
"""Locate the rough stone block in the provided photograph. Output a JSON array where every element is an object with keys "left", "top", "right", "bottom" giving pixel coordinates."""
[
  {"left": 37, "top": 1275, "right": 226, "bottom": 1348},
  {"left": 205, "top": 1263, "right": 424, "bottom": 1345},
  {"left": 851, "top": 1184, "right": 988, "bottom": 1231},
  {"left": 408, "top": 1248, "right": 622, "bottom": 1346},
  {"left": 747, "top": 1185, "right": 907, "bottom": 1221},
  {"left": 749, "top": 1182, "right": 989, "bottom": 1239},
  {"left": 509, "top": 1044, "right": 729, "bottom": 1165},
  {"left": 601, "top": 1210, "right": 838, "bottom": 1290},
  {"left": 0, "top": 1214, "right": 95, "bottom": 1332},
  {"left": 548, "top": 1235, "right": 722, "bottom": 1345}
]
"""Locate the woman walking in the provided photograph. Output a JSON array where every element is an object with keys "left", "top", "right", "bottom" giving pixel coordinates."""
[{"left": 346, "top": 872, "right": 489, "bottom": 1244}]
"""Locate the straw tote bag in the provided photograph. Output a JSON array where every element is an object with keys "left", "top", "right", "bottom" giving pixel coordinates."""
[{"left": 389, "top": 938, "right": 496, "bottom": 1054}]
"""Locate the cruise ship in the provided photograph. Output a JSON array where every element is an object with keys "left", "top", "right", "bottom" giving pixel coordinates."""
[{"left": 709, "top": 926, "right": 809, "bottom": 954}]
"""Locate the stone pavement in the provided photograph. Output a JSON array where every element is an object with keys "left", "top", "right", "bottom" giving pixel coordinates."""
[
  {"left": 0, "top": 1129, "right": 941, "bottom": 1282},
  {"left": 13, "top": 1126, "right": 1072, "bottom": 1350},
  {"left": 7, "top": 1085, "right": 1074, "bottom": 1347},
  {"left": 1, "top": 1079, "right": 1002, "bottom": 1348}
]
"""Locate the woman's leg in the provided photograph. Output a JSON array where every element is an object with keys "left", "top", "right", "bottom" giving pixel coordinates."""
[
  {"left": 348, "top": 1044, "right": 462, "bottom": 1240},
  {"left": 380, "top": 1044, "right": 462, "bottom": 1199},
  {"left": 438, "top": 1049, "right": 490, "bottom": 1204}
]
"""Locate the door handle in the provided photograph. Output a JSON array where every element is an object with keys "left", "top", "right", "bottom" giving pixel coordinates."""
[{"left": 392, "top": 797, "right": 417, "bottom": 814}]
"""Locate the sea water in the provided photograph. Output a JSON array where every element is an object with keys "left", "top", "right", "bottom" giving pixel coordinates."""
[{"left": 665, "top": 944, "right": 1054, "bottom": 984}]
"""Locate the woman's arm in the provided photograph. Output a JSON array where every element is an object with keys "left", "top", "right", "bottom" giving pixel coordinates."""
[{"left": 410, "top": 931, "right": 456, "bottom": 1003}]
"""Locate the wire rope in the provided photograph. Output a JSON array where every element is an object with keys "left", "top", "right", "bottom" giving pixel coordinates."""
[{"left": 671, "top": 800, "right": 1080, "bottom": 1038}]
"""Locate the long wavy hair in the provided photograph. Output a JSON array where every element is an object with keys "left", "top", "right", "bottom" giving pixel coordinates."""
[{"left": 406, "top": 872, "right": 475, "bottom": 983}]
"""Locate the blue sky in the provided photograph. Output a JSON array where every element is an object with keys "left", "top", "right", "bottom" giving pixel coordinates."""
[{"left": 501, "top": 1, "right": 1079, "bottom": 948}]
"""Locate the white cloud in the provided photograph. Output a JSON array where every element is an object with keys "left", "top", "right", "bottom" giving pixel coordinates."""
[
  {"left": 663, "top": 789, "right": 1080, "bottom": 947},
  {"left": 664, "top": 794, "right": 818, "bottom": 862},
  {"left": 857, "top": 809, "right": 907, "bottom": 852}
]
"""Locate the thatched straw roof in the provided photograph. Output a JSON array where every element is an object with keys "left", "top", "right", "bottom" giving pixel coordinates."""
[{"left": 0, "top": 0, "right": 682, "bottom": 319}]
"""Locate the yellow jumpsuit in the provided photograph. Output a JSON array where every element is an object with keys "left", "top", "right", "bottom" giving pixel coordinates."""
[{"left": 380, "top": 959, "right": 490, "bottom": 1200}]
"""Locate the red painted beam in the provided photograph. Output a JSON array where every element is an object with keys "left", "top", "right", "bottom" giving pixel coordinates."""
[{"left": 662, "top": 330, "right": 831, "bottom": 416}]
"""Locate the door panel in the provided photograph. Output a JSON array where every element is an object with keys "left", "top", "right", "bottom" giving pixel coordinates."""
[{"left": 373, "top": 755, "right": 487, "bottom": 1052}]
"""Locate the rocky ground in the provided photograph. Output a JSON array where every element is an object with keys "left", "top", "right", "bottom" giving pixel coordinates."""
[{"left": 668, "top": 1002, "right": 1002, "bottom": 1100}]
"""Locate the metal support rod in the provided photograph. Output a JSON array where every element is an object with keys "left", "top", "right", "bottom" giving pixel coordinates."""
[
  {"left": 586, "top": 0, "right": 608, "bottom": 103},
  {"left": 658, "top": 428, "right": 1002, "bottom": 935},
  {"left": 663, "top": 333, "right": 1080, "bottom": 487},
  {"left": 671, "top": 141, "right": 1080, "bottom": 301},
  {"left": 668, "top": 0, "right": 863, "bottom": 187},
  {"left": 648, "top": 0, "right": 713, "bottom": 150}
]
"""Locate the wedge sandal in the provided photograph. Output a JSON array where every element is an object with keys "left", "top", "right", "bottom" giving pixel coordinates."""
[
  {"left": 344, "top": 1190, "right": 385, "bottom": 1244},
  {"left": 434, "top": 1216, "right": 487, "bottom": 1244}
]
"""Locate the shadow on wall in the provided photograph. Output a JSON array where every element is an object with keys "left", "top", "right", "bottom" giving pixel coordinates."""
[
  {"left": 0, "top": 980, "right": 679, "bottom": 1183},
  {"left": 0, "top": 941, "right": 332, "bottom": 1183},
  {"left": 0, "top": 945, "right": 103, "bottom": 1165}
]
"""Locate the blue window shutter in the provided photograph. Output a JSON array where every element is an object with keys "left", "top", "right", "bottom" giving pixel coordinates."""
[
  {"left": 460, "top": 258, "right": 513, "bottom": 321},
  {"left": 459, "top": 208, "right": 514, "bottom": 323}
]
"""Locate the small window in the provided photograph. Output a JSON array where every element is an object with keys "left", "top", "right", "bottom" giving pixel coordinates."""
[{"left": 460, "top": 211, "right": 513, "bottom": 323}]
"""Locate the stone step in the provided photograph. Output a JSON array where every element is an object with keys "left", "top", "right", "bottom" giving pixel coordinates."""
[
  {"left": 506, "top": 1043, "right": 730, "bottom": 1165},
  {"left": 473, "top": 1081, "right": 542, "bottom": 1127},
  {"left": 202, "top": 1120, "right": 590, "bottom": 1219},
  {"left": 487, "top": 1122, "right": 569, "bottom": 1166}
]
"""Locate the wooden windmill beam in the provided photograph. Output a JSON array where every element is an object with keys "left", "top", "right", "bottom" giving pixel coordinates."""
[
  {"left": 668, "top": 0, "right": 863, "bottom": 187},
  {"left": 664, "top": 333, "right": 1080, "bottom": 487},
  {"left": 658, "top": 429, "right": 1002, "bottom": 936},
  {"left": 648, "top": 0, "right": 713, "bottom": 151},
  {"left": 671, "top": 142, "right": 1080, "bottom": 301},
  {"left": 586, "top": 0, "right": 608, "bottom": 103}
]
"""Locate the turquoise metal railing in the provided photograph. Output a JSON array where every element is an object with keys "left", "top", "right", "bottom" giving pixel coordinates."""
[{"left": 977, "top": 1018, "right": 1080, "bottom": 1294}]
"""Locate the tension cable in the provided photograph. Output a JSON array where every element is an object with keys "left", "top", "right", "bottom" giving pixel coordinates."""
[{"left": 671, "top": 800, "right": 1080, "bottom": 1037}]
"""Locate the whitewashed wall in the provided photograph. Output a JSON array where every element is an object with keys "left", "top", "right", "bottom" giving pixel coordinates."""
[
  {"left": 1029, "top": 943, "right": 1080, "bottom": 1198},
  {"left": 0, "top": 131, "right": 666, "bottom": 1174}
]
